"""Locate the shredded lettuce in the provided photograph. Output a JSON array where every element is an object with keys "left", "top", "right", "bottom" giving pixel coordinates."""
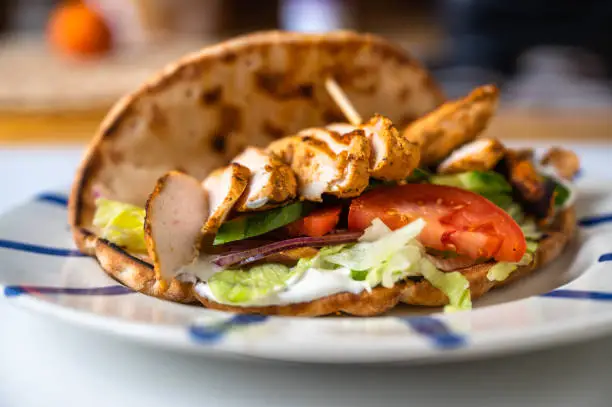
[
  {"left": 208, "top": 263, "right": 298, "bottom": 304},
  {"left": 317, "top": 219, "right": 429, "bottom": 289},
  {"left": 521, "top": 218, "right": 544, "bottom": 240},
  {"left": 419, "top": 258, "right": 472, "bottom": 312},
  {"left": 324, "top": 218, "right": 426, "bottom": 272},
  {"left": 92, "top": 198, "right": 146, "bottom": 253},
  {"left": 526, "top": 240, "right": 539, "bottom": 253},
  {"left": 486, "top": 252, "right": 534, "bottom": 282}
]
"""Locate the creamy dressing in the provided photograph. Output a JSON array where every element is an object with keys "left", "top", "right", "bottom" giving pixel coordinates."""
[
  {"left": 194, "top": 266, "right": 369, "bottom": 307},
  {"left": 177, "top": 254, "right": 221, "bottom": 282}
]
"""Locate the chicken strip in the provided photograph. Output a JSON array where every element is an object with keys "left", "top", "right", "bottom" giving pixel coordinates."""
[
  {"left": 232, "top": 147, "right": 297, "bottom": 212},
  {"left": 201, "top": 163, "right": 250, "bottom": 234},
  {"left": 268, "top": 128, "right": 370, "bottom": 201},
  {"left": 437, "top": 138, "right": 506, "bottom": 174},
  {"left": 498, "top": 149, "right": 555, "bottom": 222},
  {"left": 404, "top": 84, "right": 500, "bottom": 167},
  {"left": 541, "top": 147, "right": 581, "bottom": 180},
  {"left": 144, "top": 171, "right": 209, "bottom": 282},
  {"left": 327, "top": 114, "right": 420, "bottom": 181}
]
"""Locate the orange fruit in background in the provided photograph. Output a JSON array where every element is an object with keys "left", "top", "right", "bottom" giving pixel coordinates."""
[{"left": 47, "top": 1, "right": 113, "bottom": 57}]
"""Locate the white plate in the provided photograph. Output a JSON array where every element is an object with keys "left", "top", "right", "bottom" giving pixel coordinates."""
[{"left": 1, "top": 183, "right": 612, "bottom": 364}]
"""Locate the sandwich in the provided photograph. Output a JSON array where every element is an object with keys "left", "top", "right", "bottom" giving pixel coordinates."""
[{"left": 69, "top": 31, "right": 578, "bottom": 316}]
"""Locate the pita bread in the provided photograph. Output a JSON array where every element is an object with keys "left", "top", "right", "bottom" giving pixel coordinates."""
[
  {"left": 68, "top": 30, "right": 445, "bottom": 302},
  {"left": 68, "top": 31, "right": 574, "bottom": 313}
]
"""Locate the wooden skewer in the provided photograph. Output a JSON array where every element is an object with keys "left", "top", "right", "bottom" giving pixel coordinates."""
[{"left": 324, "top": 77, "right": 363, "bottom": 126}]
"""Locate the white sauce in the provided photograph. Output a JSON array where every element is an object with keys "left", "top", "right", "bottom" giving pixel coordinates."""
[
  {"left": 194, "top": 267, "right": 369, "bottom": 307},
  {"left": 177, "top": 254, "right": 221, "bottom": 282}
]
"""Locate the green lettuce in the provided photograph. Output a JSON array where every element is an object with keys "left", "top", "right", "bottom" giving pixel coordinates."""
[
  {"left": 92, "top": 198, "right": 146, "bottom": 253},
  {"left": 323, "top": 218, "right": 426, "bottom": 288},
  {"left": 419, "top": 258, "right": 472, "bottom": 312},
  {"left": 486, "top": 252, "right": 534, "bottom": 282},
  {"left": 208, "top": 263, "right": 297, "bottom": 304}
]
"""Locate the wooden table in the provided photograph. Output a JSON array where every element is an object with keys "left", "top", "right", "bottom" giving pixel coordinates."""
[{"left": 0, "top": 107, "right": 609, "bottom": 145}]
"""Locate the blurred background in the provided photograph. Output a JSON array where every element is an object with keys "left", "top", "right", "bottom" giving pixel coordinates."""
[{"left": 0, "top": 0, "right": 610, "bottom": 143}]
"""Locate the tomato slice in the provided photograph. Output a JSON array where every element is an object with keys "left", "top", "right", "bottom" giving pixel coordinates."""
[
  {"left": 348, "top": 184, "right": 526, "bottom": 262},
  {"left": 286, "top": 206, "right": 342, "bottom": 237}
]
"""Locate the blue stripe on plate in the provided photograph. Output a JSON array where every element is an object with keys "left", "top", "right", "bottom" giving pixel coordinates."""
[
  {"left": 189, "top": 314, "right": 269, "bottom": 344},
  {"left": 541, "top": 289, "right": 612, "bottom": 301},
  {"left": 0, "top": 239, "right": 87, "bottom": 257},
  {"left": 579, "top": 214, "right": 612, "bottom": 227},
  {"left": 35, "top": 193, "right": 69, "bottom": 207},
  {"left": 402, "top": 316, "right": 466, "bottom": 349},
  {"left": 599, "top": 253, "right": 612, "bottom": 262},
  {"left": 3, "top": 285, "right": 133, "bottom": 297}
]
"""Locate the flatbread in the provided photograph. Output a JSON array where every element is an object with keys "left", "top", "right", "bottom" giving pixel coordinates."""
[
  {"left": 69, "top": 30, "right": 445, "bottom": 302},
  {"left": 194, "top": 207, "right": 576, "bottom": 315},
  {"left": 69, "top": 31, "right": 573, "bottom": 314}
]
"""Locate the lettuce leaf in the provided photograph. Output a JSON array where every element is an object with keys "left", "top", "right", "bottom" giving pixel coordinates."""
[
  {"left": 419, "top": 258, "right": 472, "bottom": 312},
  {"left": 486, "top": 252, "right": 534, "bottom": 282},
  {"left": 93, "top": 198, "right": 146, "bottom": 253},
  {"left": 208, "top": 263, "right": 296, "bottom": 304},
  {"left": 324, "top": 218, "right": 426, "bottom": 272}
]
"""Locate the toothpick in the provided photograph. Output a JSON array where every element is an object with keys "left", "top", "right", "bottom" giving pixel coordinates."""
[{"left": 324, "top": 77, "right": 363, "bottom": 126}]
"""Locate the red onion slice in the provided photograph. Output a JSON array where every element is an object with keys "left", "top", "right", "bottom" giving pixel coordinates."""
[{"left": 212, "top": 232, "right": 362, "bottom": 268}]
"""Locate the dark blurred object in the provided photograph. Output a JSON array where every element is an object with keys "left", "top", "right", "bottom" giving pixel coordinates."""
[
  {"left": 0, "top": 0, "right": 13, "bottom": 33},
  {"left": 439, "top": 0, "right": 612, "bottom": 78}
]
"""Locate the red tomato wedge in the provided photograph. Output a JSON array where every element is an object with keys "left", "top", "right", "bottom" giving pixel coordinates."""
[
  {"left": 348, "top": 184, "right": 526, "bottom": 262},
  {"left": 286, "top": 206, "right": 342, "bottom": 237}
]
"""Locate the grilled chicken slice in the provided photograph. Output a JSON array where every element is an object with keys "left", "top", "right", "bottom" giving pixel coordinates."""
[
  {"left": 437, "top": 138, "right": 506, "bottom": 174},
  {"left": 327, "top": 115, "right": 420, "bottom": 181},
  {"left": 201, "top": 163, "right": 250, "bottom": 233},
  {"left": 503, "top": 150, "right": 546, "bottom": 203},
  {"left": 268, "top": 128, "right": 370, "bottom": 201},
  {"left": 404, "top": 84, "right": 500, "bottom": 167},
  {"left": 144, "top": 171, "right": 209, "bottom": 282},
  {"left": 541, "top": 147, "right": 581, "bottom": 180},
  {"left": 498, "top": 149, "right": 555, "bottom": 222},
  {"left": 232, "top": 147, "right": 297, "bottom": 212}
]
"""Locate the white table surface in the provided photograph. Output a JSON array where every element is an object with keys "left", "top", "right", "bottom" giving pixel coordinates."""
[{"left": 1, "top": 143, "right": 612, "bottom": 407}]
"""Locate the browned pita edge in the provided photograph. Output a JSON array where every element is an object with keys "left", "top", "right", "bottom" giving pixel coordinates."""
[
  {"left": 86, "top": 230, "right": 195, "bottom": 303},
  {"left": 194, "top": 206, "right": 576, "bottom": 315}
]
